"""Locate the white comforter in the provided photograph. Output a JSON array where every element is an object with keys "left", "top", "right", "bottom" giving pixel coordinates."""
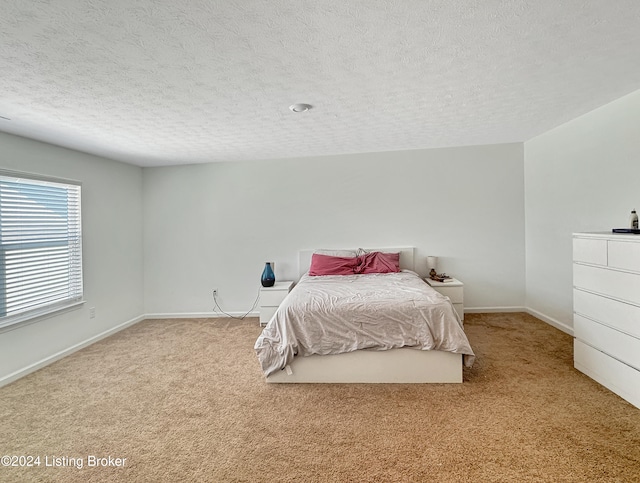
[{"left": 254, "top": 271, "right": 475, "bottom": 377}]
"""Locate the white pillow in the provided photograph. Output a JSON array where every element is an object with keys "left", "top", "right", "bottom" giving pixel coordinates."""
[
  {"left": 401, "top": 269, "right": 420, "bottom": 277},
  {"left": 314, "top": 249, "right": 358, "bottom": 258}
]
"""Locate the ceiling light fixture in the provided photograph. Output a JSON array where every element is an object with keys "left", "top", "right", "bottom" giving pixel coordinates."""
[{"left": 289, "top": 103, "right": 312, "bottom": 113}]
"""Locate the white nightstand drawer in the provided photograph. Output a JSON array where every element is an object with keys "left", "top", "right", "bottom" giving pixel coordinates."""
[
  {"left": 436, "top": 286, "right": 463, "bottom": 304},
  {"left": 452, "top": 303, "right": 464, "bottom": 321},
  {"left": 260, "top": 290, "right": 289, "bottom": 307},
  {"left": 259, "top": 281, "right": 294, "bottom": 327},
  {"left": 426, "top": 278, "right": 464, "bottom": 321},
  {"left": 260, "top": 281, "right": 294, "bottom": 306},
  {"left": 260, "top": 306, "right": 278, "bottom": 324}
]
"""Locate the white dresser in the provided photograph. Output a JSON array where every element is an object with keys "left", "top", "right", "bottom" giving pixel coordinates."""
[{"left": 573, "top": 232, "right": 640, "bottom": 409}]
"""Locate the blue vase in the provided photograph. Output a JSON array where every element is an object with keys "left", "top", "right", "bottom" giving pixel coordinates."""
[{"left": 261, "top": 262, "right": 275, "bottom": 287}]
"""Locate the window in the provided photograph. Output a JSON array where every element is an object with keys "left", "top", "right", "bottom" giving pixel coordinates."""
[{"left": 0, "top": 170, "right": 83, "bottom": 329}]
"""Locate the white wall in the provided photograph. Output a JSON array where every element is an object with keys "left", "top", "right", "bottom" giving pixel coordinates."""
[
  {"left": 524, "top": 88, "right": 640, "bottom": 333},
  {"left": 0, "top": 132, "right": 144, "bottom": 384},
  {"left": 143, "top": 143, "right": 525, "bottom": 316}
]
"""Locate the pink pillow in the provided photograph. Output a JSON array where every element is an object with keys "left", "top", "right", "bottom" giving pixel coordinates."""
[
  {"left": 308, "top": 253, "right": 358, "bottom": 276},
  {"left": 359, "top": 251, "right": 400, "bottom": 274}
]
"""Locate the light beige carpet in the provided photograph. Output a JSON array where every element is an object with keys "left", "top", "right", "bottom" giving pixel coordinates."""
[{"left": 1, "top": 313, "right": 639, "bottom": 482}]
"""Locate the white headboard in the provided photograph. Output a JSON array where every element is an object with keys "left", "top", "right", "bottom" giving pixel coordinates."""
[{"left": 298, "top": 247, "right": 415, "bottom": 278}]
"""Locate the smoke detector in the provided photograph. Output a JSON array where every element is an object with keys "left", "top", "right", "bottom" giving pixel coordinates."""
[{"left": 289, "top": 103, "right": 312, "bottom": 113}]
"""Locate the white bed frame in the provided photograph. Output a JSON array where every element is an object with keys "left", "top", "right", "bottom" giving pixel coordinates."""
[{"left": 266, "top": 247, "right": 463, "bottom": 384}]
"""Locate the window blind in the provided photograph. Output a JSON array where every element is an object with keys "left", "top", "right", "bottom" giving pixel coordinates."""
[{"left": 0, "top": 171, "right": 82, "bottom": 328}]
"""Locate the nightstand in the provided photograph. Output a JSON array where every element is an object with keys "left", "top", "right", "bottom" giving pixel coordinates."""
[
  {"left": 426, "top": 278, "right": 464, "bottom": 321},
  {"left": 259, "top": 281, "right": 294, "bottom": 326}
]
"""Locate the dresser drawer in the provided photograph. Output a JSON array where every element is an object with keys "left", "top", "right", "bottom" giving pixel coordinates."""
[
  {"left": 608, "top": 240, "right": 640, "bottom": 273},
  {"left": 573, "top": 263, "right": 640, "bottom": 306},
  {"left": 575, "top": 314, "right": 640, "bottom": 371},
  {"left": 574, "top": 339, "right": 640, "bottom": 409},
  {"left": 573, "top": 237, "right": 607, "bottom": 265},
  {"left": 574, "top": 289, "right": 640, "bottom": 339}
]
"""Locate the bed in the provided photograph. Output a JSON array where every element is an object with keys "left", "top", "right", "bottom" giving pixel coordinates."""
[{"left": 254, "top": 247, "right": 475, "bottom": 383}]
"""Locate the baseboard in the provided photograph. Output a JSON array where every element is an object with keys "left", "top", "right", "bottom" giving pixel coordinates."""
[
  {"left": 465, "top": 306, "right": 526, "bottom": 313},
  {"left": 525, "top": 307, "right": 574, "bottom": 336},
  {"left": 144, "top": 311, "right": 259, "bottom": 319},
  {"left": 0, "top": 314, "right": 145, "bottom": 388},
  {"left": 465, "top": 306, "right": 574, "bottom": 336}
]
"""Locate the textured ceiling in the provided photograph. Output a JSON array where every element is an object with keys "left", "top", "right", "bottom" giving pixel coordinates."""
[{"left": 1, "top": 1, "right": 640, "bottom": 167}]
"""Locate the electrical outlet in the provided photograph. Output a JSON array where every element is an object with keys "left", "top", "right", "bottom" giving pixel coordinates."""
[{"left": 89, "top": 307, "right": 96, "bottom": 319}]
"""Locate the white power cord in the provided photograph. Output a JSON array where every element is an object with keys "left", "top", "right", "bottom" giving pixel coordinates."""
[{"left": 212, "top": 288, "right": 261, "bottom": 320}]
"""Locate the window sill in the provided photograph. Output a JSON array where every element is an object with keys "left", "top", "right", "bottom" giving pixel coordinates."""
[{"left": 0, "top": 300, "right": 86, "bottom": 334}]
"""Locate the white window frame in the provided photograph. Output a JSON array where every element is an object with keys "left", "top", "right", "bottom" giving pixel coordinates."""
[{"left": 0, "top": 169, "right": 83, "bottom": 329}]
